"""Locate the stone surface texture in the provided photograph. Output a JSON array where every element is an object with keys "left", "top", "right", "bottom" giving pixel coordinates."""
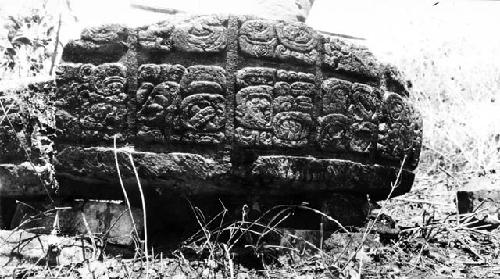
[
  {"left": 0, "top": 15, "right": 423, "bottom": 229},
  {"left": 10, "top": 200, "right": 143, "bottom": 246}
]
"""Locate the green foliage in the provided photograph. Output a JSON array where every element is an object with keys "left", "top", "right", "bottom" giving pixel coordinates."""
[{"left": 1, "top": 3, "right": 57, "bottom": 78}]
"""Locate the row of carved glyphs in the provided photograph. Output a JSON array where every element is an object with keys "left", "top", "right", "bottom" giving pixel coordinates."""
[
  {"left": 235, "top": 67, "right": 387, "bottom": 153},
  {"left": 135, "top": 63, "right": 419, "bottom": 160},
  {"left": 55, "top": 62, "right": 419, "bottom": 159},
  {"left": 57, "top": 16, "right": 420, "bottom": 160},
  {"left": 136, "top": 64, "right": 227, "bottom": 144},
  {"left": 138, "top": 17, "right": 319, "bottom": 65}
]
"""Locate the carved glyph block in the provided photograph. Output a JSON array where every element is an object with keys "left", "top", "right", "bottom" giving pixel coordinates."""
[
  {"left": 378, "top": 92, "right": 422, "bottom": 167},
  {"left": 319, "top": 78, "right": 380, "bottom": 153},
  {"left": 173, "top": 16, "right": 228, "bottom": 53},
  {"left": 55, "top": 63, "right": 127, "bottom": 142},
  {"left": 235, "top": 67, "right": 315, "bottom": 147}
]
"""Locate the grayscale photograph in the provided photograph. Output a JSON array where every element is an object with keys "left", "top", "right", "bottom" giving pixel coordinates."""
[{"left": 0, "top": 0, "right": 499, "bottom": 278}]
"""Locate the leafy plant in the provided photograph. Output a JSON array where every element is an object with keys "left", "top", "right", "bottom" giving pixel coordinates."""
[{"left": 0, "top": 0, "right": 68, "bottom": 79}]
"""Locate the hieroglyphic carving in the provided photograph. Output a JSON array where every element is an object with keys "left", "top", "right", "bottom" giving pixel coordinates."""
[
  {"left": 236, "top": 86, "right": 273, "bottom": 131},
  {"left": 136, "top": 64, "right": 185, "bottom": 143},
  {"left": 273, "top": 111, "right": 313, "bottom": 147},
  {"left": 317, "top": 114, "right": 350, "bottom": 151},
  {"left": 178, "top": 65, "right": 227, "bottom": 144},
  {"left": 235, "top": 67, "right": 316, "bottom": 147},
  {"left": 378, "top": 92, "right": 422, "bottom": 167},
  {"left": 55, "top": 63, "right": 127, "bottom": 142},
  {"left": 323, "top": 37, "right": 380, "bottom": 79},
  {"left": 272, "top": 70, "right": 315, "bottom": 147},
  {"left": 238, "top": 20, "right": 318, "bottom": 64},
  {"left": 318, "top": 78, "right": 351, "bottom": 151},
  {"left": 137, "top": 21, "right": 174, "bottom": 51},
  {"left": 347, "top": 84, "right": 381, "bottom": 153},
  {"left": 239, "top": 20, "right": 277, "bottom": 58},
  {"left": 236, "top": 67, "right": 275, "bottom": 87},
  {"left": 321, "top": 78, "right": 351, "bottom": 115},
  {"left": 137, "top": 65, "right": 227, "bottom": 144},
  {"left": 235, "top": 67, "right": 275, "bottom": 146},
  {"left": 172, "top": 16, "right": 227, "bottom": 53},
  {"left": 275, "top": 22, "right": 318, "bottom": 65},
  {"left": 319, "top": 78, "right": 380, "bottom": 153}
]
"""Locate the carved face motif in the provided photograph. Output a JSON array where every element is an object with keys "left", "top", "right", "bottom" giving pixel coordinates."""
[
  {"left": 180, "top": 93, "right": 225, "bottom": 131},
  {"left": 385, "top": 93, "right": 408, "bottom": 122},
  {"left": 236, "top": 86, "right": 272, "bottom": 130},
  {"left": 102, "top": 76, "right": 126, "bottom": 96},
  {"left": 138, "top": 64, "right": 160, "bottom": 83},
  {"left": 318, "top": 114, "right": 349, "bottom": 150},
  {"left": 349, "top": 84, "right": 381, "bottom": 121},
  {"left": 322, "top": 79, "right": 351, "bottom": 114},
  {"left": 94, "top": 64, "right": 126, "bottom": 96},
  {"left": 239, "top": 20, "right": 277, "bottom": 57},
  {"left": 79, "top": 64, "right": 95, "bottom": 82},
  {"left": 159, "top": 64, "right": 186, "bottom": 83},
  {"left": 349, "top": 122, "right": 376, "bottom": 152}
]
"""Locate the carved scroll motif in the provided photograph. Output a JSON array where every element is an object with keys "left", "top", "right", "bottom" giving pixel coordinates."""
[
  {"left": 172, "top": 16, "right": 227, "bottom": 53},
  {"left": 239, "top": 20, "right": 318, "bottom": 64},
  {"left": 275, "top": 22, "right": 318, "bottom": 65}
]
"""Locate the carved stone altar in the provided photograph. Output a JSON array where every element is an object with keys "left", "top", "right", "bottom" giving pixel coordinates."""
[{"left": 0, "top": 15, "right": 422, "bottom": 230}]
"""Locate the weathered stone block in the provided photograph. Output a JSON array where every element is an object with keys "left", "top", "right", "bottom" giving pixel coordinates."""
[
  {"left": 322, "top": 37, "right": 381, "bottom": 80},
  {"left": 0, "top": 163, "right": 53, "bottom": 197},
  {"left": 0, "top": 16, "right": 423, "bottom": 234},
  {"left": 55, "top": 63, "right": 128, "bottom": 143},
  {"left": 62, "top": 24, "right": 129, "bottom": 64},
  {"left": 11, "top": 200, "right": 143, "bottom": 246},
  {"left": 250, "top": 155, "right": 414, "bottom": 200}
]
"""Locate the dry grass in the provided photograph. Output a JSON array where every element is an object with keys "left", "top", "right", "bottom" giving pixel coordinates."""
[
  {"left": 362, "top": 2, "right": 500, "bottom": 179},
  {"left": 2, "top": 1, "right": 500, "bottom": 278}
]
